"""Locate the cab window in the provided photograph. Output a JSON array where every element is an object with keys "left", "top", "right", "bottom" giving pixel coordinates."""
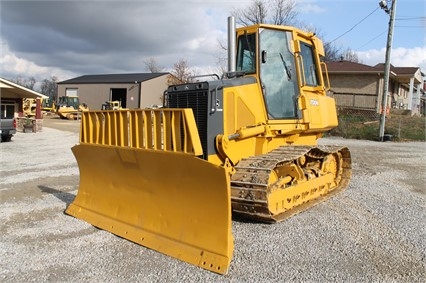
[
  {"left": 236, "top": 33, "right": 256, "bottom": 74},
  {"left": 300, "top": 42, "right": 319, "bottom": 86}
]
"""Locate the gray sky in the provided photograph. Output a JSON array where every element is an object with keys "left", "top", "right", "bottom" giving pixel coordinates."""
[
  {"left": 1, "top": 0, "right": 238, "bottom": 81},
  {"left": 1, "top": 0, "right": 425, "bottom": 84}
]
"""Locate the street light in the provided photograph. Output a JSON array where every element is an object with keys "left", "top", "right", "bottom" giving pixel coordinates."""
[
  {"left": 379, "top": 0, "right": 390, "bottom": 13},
  {"left": 378, "top": 0, "right": 397, "bottom": 141}
]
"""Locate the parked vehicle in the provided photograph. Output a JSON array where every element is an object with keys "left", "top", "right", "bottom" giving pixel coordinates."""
[
  {"left": 65, "top": 17, "right": 352, "bottom": 274},
  {"left": 0, "top": 102, "right": 17, "bottom": 142},
  {"left": 101, "top": 100, "right": 124, "bottom": 110},
  {"left": 56, "top": 96, "right": 89, "bottom": 120},
  {"left": 23, "top": 97, "right": 56, "bottom": 117}
]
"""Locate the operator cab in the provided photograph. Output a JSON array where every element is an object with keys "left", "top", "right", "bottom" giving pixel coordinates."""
[{"left": 236, "top": 25, "right": 324, "bottom": 120}]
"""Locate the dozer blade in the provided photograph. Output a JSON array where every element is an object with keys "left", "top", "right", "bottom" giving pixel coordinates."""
[{"left": 66, "top": 143, "right": 233, "bottom": 274}]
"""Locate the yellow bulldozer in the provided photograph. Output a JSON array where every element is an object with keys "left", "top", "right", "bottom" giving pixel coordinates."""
[
  {"left": 65, "top": 18, "right": 351, "bottom": 274},
  {"left": 23, "top": 97, "right": 56, "bottom": 117},
  {"left": 55, "top": 96, "right": 89, "bottom": 120},
  {"left": 101, "top": 100, "right": 125, "bottom": 110}
]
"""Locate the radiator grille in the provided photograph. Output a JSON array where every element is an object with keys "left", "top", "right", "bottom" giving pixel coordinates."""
[{"left": 167, "top": 86, "right": 209, "bottom": 159}]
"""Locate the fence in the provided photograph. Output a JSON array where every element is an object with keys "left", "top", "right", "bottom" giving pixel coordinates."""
[
  {"left": 332, "top": 93, "right": 378, "bottom": 111},
  {"left": 329, "top": 108, "right": 425, "bottom": 142}
]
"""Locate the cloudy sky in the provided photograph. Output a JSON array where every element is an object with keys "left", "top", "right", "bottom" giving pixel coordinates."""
[{"left": 1, "top": 0, "right": 425, "bottom": 84}]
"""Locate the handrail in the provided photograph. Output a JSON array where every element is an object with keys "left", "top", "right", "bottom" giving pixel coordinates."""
[{"left": 321, "top": 61, "right": 331, "bottom": 92}]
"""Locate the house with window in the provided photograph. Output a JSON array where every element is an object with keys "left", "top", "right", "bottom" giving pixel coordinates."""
[
  {"left": 0, "top": 77, "right": 47, "bottom": 117},
  {"left": 57, "top": 73, "right": 171, "bottom": 110},
  {"left": 324, "top": 60, "right": 424, "bottom": 116}
]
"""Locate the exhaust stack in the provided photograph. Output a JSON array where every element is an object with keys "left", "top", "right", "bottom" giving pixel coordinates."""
[{"left": 227, "top": 16, "right": 236, "bottom": 73}]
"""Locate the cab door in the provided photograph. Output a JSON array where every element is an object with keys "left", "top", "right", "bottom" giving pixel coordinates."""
[{"left": 259, "top": 28, "right": 299, "bottom": 119}]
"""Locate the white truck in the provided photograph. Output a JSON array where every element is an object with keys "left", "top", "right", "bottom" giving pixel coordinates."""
[{"left": 0, "top": 102, "right": 17, "bottom": 142}]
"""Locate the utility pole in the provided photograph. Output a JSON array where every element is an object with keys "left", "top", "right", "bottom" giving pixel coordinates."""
[{"left": 378, "top": 0, "right": 397, "bottom": 141}]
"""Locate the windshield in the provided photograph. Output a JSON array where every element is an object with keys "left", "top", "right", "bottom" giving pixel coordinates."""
[{"left": 59, "top": 96, "right": 79, "bottom": 108}]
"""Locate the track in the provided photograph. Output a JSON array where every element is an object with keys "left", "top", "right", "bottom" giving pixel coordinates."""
[{"left": 230, "top": 145, "right": 352, "bottom": 223}]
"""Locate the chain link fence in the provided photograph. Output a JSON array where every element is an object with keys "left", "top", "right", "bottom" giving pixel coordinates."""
[{"left": 328, "top": 108, "right": 425, "bottom": 141}]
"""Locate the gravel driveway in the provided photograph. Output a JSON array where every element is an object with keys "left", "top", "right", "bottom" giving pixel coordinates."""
[{"left": 1, "top": 123, "right": 425, "bottom": 282}]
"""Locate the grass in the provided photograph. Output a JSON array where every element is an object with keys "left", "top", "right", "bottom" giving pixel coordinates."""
[{"left": 328, "top": 113, "right": 426, "bottom": 142}]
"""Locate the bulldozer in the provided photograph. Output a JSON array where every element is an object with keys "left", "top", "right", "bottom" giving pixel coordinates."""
[
  {"left": 22, "top": 98, "right": 36, "bottom": 117},
  {"left": 55, "top": 96, "right": 89, "bottom": 120},
  {"left": 22, "top": 97, "right": 56, "bottom": 117},
  {"left": 101, "top": 100, "right": 125, "bottom": 110},
  {"left": 65, "top": 18, "right": 351, "bottom": 274}
]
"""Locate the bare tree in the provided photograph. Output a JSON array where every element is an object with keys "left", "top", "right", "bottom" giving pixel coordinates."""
[
  {"left": 300, "top": 25, "right": 360, "bottom": 63},
  {"left": 12, "top": 76, "right": 36, "bottom": 90},
  {"left": 322, "top": 43, "right": 362, "bottom": 63},
  {"left": 323, "top": 42, "right": 342, "bottom": 62},
  {"left": 219, "top": 0, "right": 297, "bottom": 75},
  {"left": 233, "top": 0, "right": 267, "bottom": 25},
  {"left": 232, "top": 0, "right": 297, "bottom": 26},
  {"left": 342, "top": 48, "right": 362, "bottom": 63},
  {"left": 231, "top": 0, "right": 359, "bottom": 63},
  {"left": 214, "top": 38, "right": 229, "bottom": 77},
  {"left": 168, "top": 59, "right": 194, "bottom": 85},
  {"left": 144, "top": 57, "right": 164, "bottom": 73},
  {"left": 40, "top": 76, "right": 58, "bottom": 101},
  {"left": 270, "top": 0, "right": 297, "bottom": 25}
]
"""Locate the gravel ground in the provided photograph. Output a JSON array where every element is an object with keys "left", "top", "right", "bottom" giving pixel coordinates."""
[{"left": 1, "top": 122, "right": 425, "bottom": 282}]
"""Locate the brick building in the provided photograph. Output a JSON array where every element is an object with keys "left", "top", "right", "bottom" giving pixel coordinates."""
[{"left": 324, "top": 60, "right": 424, "bottom": 115}]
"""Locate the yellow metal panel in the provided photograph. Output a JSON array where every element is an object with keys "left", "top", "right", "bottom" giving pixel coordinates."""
[
  {"left": 182, "top": 109, "right": 203, "bottom": 156},
  {"left": 300, "top": 94, "right": 338, "bottom": 131},
  {"left": 154, "top": 111, "right": 162, "bottom": 149},
  {"left": 163, "top": 111, "right": 172, "bottom": 151},
  {"left": 236, "top": 96, "right": 257, "bottom": 128},
  {"left": 171, "top": 111, "right": 182, "bottom": 152},
  {"left": 66, "top": 144, "right": 233, "bottom": 274},
  {"left": 224, "top": 84, "right": 267, "bottom": 133}
]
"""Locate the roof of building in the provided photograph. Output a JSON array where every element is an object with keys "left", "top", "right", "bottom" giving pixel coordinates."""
[
  {"left": 372, "top": 63, "right": 421, "bottom": 75},
  {"left": 326, "top": 61, "right": 424, "bottom": 84},
  {"left": 58, "top": 73, "right": 169, "bottom": 84},
  {"left": 327, "top": 60, "right": 422, "bottom": 76},
  {"left": 0, "top": 77, "right": 48, "bottom": 99},
  {"left": 326, "top": 60, "right": 380, "bottom": 73},
  {"left": 393, "top": 67, "right": 422, "bottom": 76}
]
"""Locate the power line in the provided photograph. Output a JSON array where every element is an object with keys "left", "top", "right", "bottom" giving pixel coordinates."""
[
  {"left": 356, "top": 24, "right": 424, "bottom": 50},
  {"left": 395, "top": 16, "right": 425, "bottom": 28},
  {"left": 356, "top": 30, "right": 387, "bottom": 50},
  {"left": 395, "top": 16, "right": 425, "bottom": 20},
  {"left": 329, "top": 7, "right": 380, "bottom": 44},
  {"left": 395, "top": 25, "right": 424, "bottom": 28}
]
